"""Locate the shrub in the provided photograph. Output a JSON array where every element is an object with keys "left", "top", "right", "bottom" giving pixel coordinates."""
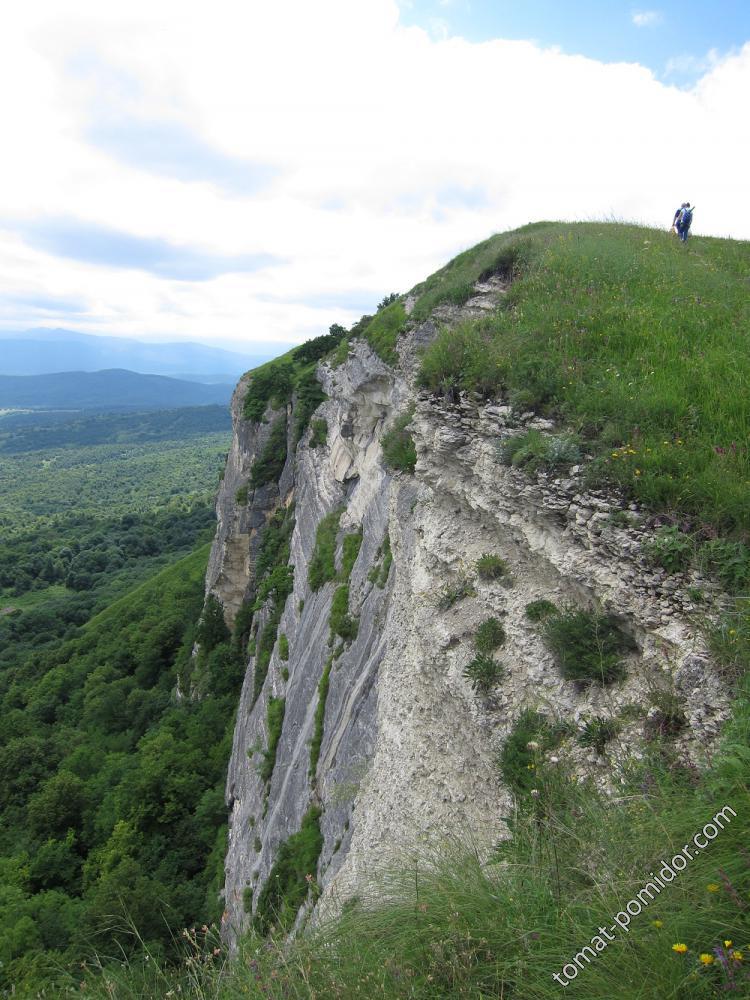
[
  {"left": 309, "top": 419, "right": 328, "bottom": 448},
  {"left": 243, "top": 361, "right": 294, "bottom": 423},
  {"left": 475, "top": 617, "right": 506, "bottom": 653},
  {"left": 499, "top": 709, "right": 566, "bottom": 796},
  {"left": 292, "top": 368, "right": 327, "bottom": 444},
  {"left": 250, "top": 416, "right": 288, "bottom": 488},
  {"left": 698, "top": 538, "right": 750, "bottom": 593},
  {"left": 525, "top": 599, "right": 558, "bottom": 622},
  {"left": 417, "top": 319, "right": 505, "bottom": 398},
  {"left": 292, "top": 325, "right": 346, "bottom": 366},
  {"left": 329, "top": 337, "right": 350, "bottom": 368},
  {"left": 645, "top": 525, "right": 694, "bottom": 574},
  {"left": 463, "top": 653, "right": 505, "bottom": 693},
  {"left": 644, "top": 685, "right": 687, "bottom": 740},
  {"left": 235, "top": 483, "right": 249, "bottom": 505},
  {"left": 437, "top": 577, "right": 476, "bottom": 611},
  {"left": 476, "top": 553, "right": 510, "bottom": 581},
  {"left": 252, "top": 805, "right": 323, "bottom": 936},
  {"left": 278, "top": 633, "right": 289, "bottom": 661},
  {"left": 309, "top": 657, "right": 332, "bottom": 778},
  {"left": 308, "top": 509, "right": 343, "bottom": 591},
  {"left": 330, "top": 585, "right": 358, "bottom": 643},
  {"left": 381, "top": 411, "right": 417, "bottom": 472},
  {"left": 500, "top": 430, "right": 580, "bottom": 472},
  {"left": 578, "top": 716, "right": 621, "bottom": 754},
  {"left": 259, "top": 697, "right": 286, "bottom": 783},
  {"left": 358, "top": 300, "right": 406, "bottom": 365},
  {"left": 340, "top": 529, "right": 363, "bottom": 581},
  {"left": 542, "top": 608, "right": 635, "bottom": 684}
]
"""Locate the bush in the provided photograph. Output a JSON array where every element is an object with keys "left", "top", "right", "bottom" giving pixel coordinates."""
[
  {"left": 278, "top": 634, "right": 289, "bottom": 661},
  {"left": 542, "top": 608, "right": 635, "bottom": 685},
  {"left": 252, "top": 806, "right": 323, "bottom": 936},
  {"left": 500, "top": 430, "right": 580, "bottom": 472},
  {"left": 292, "top": 325, "right": 346, "bottom": 366},
  {"left": 417, "top": 319, "right": 505, "bottom": 399},
  {"left": 308, "top": 509, "right": 343, "bottom": 591},
  {"left": 475, "top": 617, "right": 506, "bottom": 653},
  {"left": 243, "top": 361, "right": 294, "bottom": 423},
  {"left": 309, "top": 419, "right": 328, "bottom": 448},
  {"left": 235, "top": 483, "right": 249, "bottom": 505},
  {"left": 578, "top": 716, "right": 621, "bottom": 754},
  {"left": 381, "top": 411, "right": 417, "bottom": 472},
  {"left": 476, "top": 553, "right": 510, "bottom": 581},
  {"left": 498, "top": 709, "right": 566, "bottom": 796},
  {"left": 250, "top": 416, "right": 288, "bottom": 488},
  {"left": 463, "top": 653, "right": 505, "bottom": 693},
  {"left": 259, "top": 697, "right": 286, "bottom": 783},
  {"left": 645, "top": 526, "right": 694, "bottom": 574},
  {"left": 309, "top": 657, "right": 332, "bottom": 778},
  {"left": 525, "top": 599, "right": 558, "bottom": 622},
  {"left": 340, "top": 530, "right": 363, "bottom": 581},
  {"left": 330, "top": 585, "right": 358, "bottom": 643},
  {"left": 358, "top": 301, "right": 406, "bottom": 364},
  {"left": 644, "top": 685, "right": 687, "bottom": 740}
]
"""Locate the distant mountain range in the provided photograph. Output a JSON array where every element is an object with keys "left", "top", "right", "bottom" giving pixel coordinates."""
[
  {"left": 0, "top": 328, "right": 279, "bottom": 383},
  {"left": 0, "top": 369, "right": 234, "bottom": 411}
]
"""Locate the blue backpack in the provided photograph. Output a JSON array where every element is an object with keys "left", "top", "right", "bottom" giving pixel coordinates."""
[{"left": 680, "top": 206, "right": 693, "bottom": 229}]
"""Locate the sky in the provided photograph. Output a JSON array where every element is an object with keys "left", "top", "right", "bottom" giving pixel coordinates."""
[{"left": 0, "top": 1, "right": 747, "bottom": 351}]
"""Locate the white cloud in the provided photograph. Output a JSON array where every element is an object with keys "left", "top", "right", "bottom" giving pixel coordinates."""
[
  {"left": 632, "top": 10, "right": 664, "bottom": 28},
  {"left": 0, "top": 1, "right": 748, "bottom": 348}
]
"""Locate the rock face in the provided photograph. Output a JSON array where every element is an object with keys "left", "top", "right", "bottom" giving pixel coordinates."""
[{"left": 206, "top": 289, "right": 729, "bottom": 946}]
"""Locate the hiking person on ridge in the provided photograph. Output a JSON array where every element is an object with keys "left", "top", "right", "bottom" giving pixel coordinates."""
[{"left": 672, "top": 202, "right": 694, "bottom": 243}]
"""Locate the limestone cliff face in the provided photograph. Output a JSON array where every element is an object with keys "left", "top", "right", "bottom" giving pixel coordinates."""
[{"left": 206, "top": 285, "right": 729, "bottom": 945}]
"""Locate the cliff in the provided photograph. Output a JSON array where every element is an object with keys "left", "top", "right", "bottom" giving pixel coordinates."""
[{"left": 205, "top": 225, "right": 734, "bottom": 945}]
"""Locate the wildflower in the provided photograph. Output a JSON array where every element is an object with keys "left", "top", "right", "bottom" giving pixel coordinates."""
[
  {"left": 707, "top": 884, "right": 720, "bottom": 892},
  {"left": 652, "top": 920, "right": 663, "bottom": 928},
  {"left": 724, "top": 940, "right": 733, "bottom": 948},
  {"left": 634, "top": 469, "right": 641, "bottom": 476},
  {"left": 526, "top": 740, "right": 540, "bottom": 751},
  {"left": 530, "top": 788, "right": 540, "bottom": 798},
  {"left": 549, "top": 755, "right": 560, "bottom": 764},
  {"left": 729, "top": 629, "right": 736, "bottom": 636},
  {"left": 527, "top": 763, "right": 536, "bottom": 770},
  {"left": 699, "top": 954, "right": 714, "bottom": 965},
  {"left": 731, "top": 951, "right": 743, "bottom": 961},
  {"left": 672, "top": 943, "right": 688, "bottom": 954}
]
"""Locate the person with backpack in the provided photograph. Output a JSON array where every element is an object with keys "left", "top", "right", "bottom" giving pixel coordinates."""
[{"left": 672, "top": 202, "right": 694, "bottom": 243}]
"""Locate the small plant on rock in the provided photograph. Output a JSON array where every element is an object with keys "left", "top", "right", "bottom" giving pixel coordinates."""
[
  {"left": 543, "top": 607, "right": 635, "bottom": 685},
  {"left": 578, "top": 716, "right": 621, "bottom": 755},
  {"left": 463, "top": 653, "right": 505, "bottom": 693},
  {"left": 476, "top": 553, "right": 510, "bottom": 581},
  {"left": 475, "top": 617, "right": 506, "bottom": 653},
  {"left": 645, "top": 525, "right": 694, "bottom": 574},
  {"left": 525, "top": 599, "right": 558, "bottom": 622},
  {"left": 437, "top": 577, "right": 476, "bottom": 611}
]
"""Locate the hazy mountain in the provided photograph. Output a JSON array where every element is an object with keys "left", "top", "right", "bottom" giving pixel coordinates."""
[
  {"left": 0, "top": 369, "right": 233, "bottom": 410},
  {"left": 0, "top": 328, "right": 279, "bottom": 382}
]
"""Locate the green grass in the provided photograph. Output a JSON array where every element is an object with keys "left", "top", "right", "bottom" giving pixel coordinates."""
[
  {"left": 308, "top": 508, "right": 344, "bottom": 591},
  {"left": 259, "top": 697, "right": 286, "bottom": 783},
  {"left": 525, "top": 599, "right": 559, "bottom": 622},
  {"left": 250, "top": 415, "right": 288, "bottom": 487},
  {"left": 309, "top": 656, "right": 332, "bottom": 779},
  {"left": 475, "top": 553, "right": 510, "bottom": 581},
  {"left": 475, "top": 617, "right": 506, "bottom": 653},
  {"left": 309, "top": 418, "right": 328, "bottom": 448},
  {"left": 330, "top": 584, "right": 358, "bottom": 642},
  {"left": 463, "top": 652, "right": 505, "bottom": 693},
  {"left": 358, "top": 300, "right": 407, "bottom": 364},
  {"left": 542, "top": 608, "right": 636, "bottom": 685},
  {"left": 340, "top": 529, "right": 363, "bottom": 581},
  {"left": 417, "top": 222, "right": 750, "bottom": 536},
  {"left": 381, "top": 410, "right": 417, "bottom": 472}
]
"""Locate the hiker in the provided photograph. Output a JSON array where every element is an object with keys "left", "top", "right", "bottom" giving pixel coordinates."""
[{"left": 672, "top": 202, "right": 694, "bottom": 243}]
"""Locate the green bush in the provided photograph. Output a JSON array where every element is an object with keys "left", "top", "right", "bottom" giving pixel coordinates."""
[
  {"left": 309, "top": 418, "right": 328, "bottom": 448},
  {"left": 578, "top": 716, "right": 621, "bottom": 754},
  {"left": 340, "top": 529, "right": 363, "bottom": 581},
  {"left": 278, "top": 633, "right": 289, "bottom": 661},
  {"left": 308, "top": 509, "right": 343, "bottom": 591},
  {"left": 542, "top": 608, "right": 635, "bottom": 685},
  {"left": 252, "top": 805, "right": 323, "bottom": 937},
  {"left": 500, "top": 430, "right": 580, "bottom": 472},
  {"left": 524, "top": 599, "right": 558, "bottom": 622},
  {"left": 417, "top": 319, "right": 506, "bottom": 398},
  {"left": 476, "top": 553, "right": 510, "bottom": 581},
  {"left": 292, "top": 368, "right": 327, "bottom": 444},
  {"left": 235, "top": 483, "right": 249, "bottom": 505},
  {"left": 259, "top": 697, "right": 285, "bottom": 783},
  {"left": 475, "top": 617, "right": 506, "bottom": 653},
  {"left": 329, "top": 337, "right": 350, "bottom": 368},
  {"left": 463, "top": 653, "right": 505, "bottom": 693},
  {"left": 381, "top": 411, "right": 417, "bottom": 472},
  {"left": 243, "top": 361, "right": 294, "bottom": 423},
  {"left": 358, "top": 301, "right": 406, "bottom": 365},
  {"left": 330, "top": 585, "right": 358, "bottom": 643},
  {"left": 645, "top": 526, "right": 694, "bottom": 574},
  {"left": 644, "top": 685, "right": 687, "bottom": 740},
  {"left": 309, "top": 657, "right": 332, "bottom": 778},
  {"left": 250, "top": 416, "right": 288, "bottom": 488},
  {"left": 498, "top": 709, "right": 566, "bottom": 796}
]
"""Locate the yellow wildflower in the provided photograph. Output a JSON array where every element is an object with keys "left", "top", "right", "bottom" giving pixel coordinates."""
[
  {"left": 707, "top": 884, "right": 720, "bottom": 892},
  {"left": 699, "top": 954, "right": 714, "bottom": 965},
  {"left": 672, "top": 943, "right": 688, "bottom": 954},
  {"left": 731, "top": 951, "right": 743, "bottom": 961},
  {"left": 652, "top": 920, "right": 663, "bottom": 928},
  {"left": 724, "top": 940, "right": 733, "bottom": 948}
]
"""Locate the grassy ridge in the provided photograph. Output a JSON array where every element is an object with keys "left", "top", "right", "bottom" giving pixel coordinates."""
[{"left": 418, "top": 222, "right": 750, "bottom": 534}]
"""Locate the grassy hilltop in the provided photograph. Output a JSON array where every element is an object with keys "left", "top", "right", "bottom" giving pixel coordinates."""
[{"left": 12, "top": 223, "right": 750, "bottom": 998}]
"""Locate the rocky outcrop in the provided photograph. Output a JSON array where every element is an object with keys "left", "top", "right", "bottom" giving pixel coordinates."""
[{"left": 207, "top": 286, "right": 729, "bottom": 946}]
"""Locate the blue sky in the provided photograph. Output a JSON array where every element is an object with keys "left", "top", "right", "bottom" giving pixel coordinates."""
[
  {"left": 399, "top": 1, "right": 750, "bottom": 82},
  {"left": 0, "top": 1, "right": 747, "bottom": 349}
]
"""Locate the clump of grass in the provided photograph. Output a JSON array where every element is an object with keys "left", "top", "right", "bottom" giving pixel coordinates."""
[
  {"left": 250, "top": 415, "right": 288, "bottom": 488},
  {"left": 707, "top": 598, "right": 750, "bottom": 680},
  {"left": 542, "top": 608, "right": 635, "bottom": 684},
  {"left": 278, "top": 633, "right": 289, "bottom": 661},
  {"left": 330, "top": 585, "right": 358, "bottom": 643},
  {"left": 329, "top": 337, "right": 350, "bottom": 368},
  {"left": 309, "top": 418, "right": 328, "bottom": 448},
  {"left": 259, "top": 696, "right": 286, "bottom": 783},
  {"left": 340, "top": 529, "right": 363, "bottom": 581},
  {"left": 463, "top": 653, "right": 505, "bottom": 693},
  {"left": 498, "top": 709, "right": 567, "bottom": 796},
  {"left": 381, "top": 410, "right": 417, "bottom": 472},
  {"left": 437, "top": 577, "right": 476, "bottom": 611},
  {"left": 308, "top": 508, "right": 344, "bottom": 591},
  {"left": 578, "top": 716, "right": 621, "bottom": 754},
  {"left": 368, "top": 534, "right": 393, "bottom": 588},
  {"left": 252, "top": 805, "right": 323, "bottom": 936},
  {"left": 525, "top": 598, "right": 558, "bottom": 622},
  {"left": 500, "top": 430, "right": 581, "bottom": 472},
  {"left": 476, "top": 553, "right": 510, "bottom": 581},
  {"left": 235, "top": 483, "right": 249, "bottom": 504},
  {"left": 357, "top": 300, "right": 406, "bottom": 365},
  {"left": 309, "top": 657, "right": 332, "bottom": 778},
  {"left": 475, "top": 617, "right": 506, "bottom": 653},
  {"left": 698, "top": 538, "right": 750, "bottom": 593},
  {"left": 645, "top": 525, "right": 694, "bottom": 574},
  {"left": 644, "top": 684, "right": 687, "bottom": 740}
]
